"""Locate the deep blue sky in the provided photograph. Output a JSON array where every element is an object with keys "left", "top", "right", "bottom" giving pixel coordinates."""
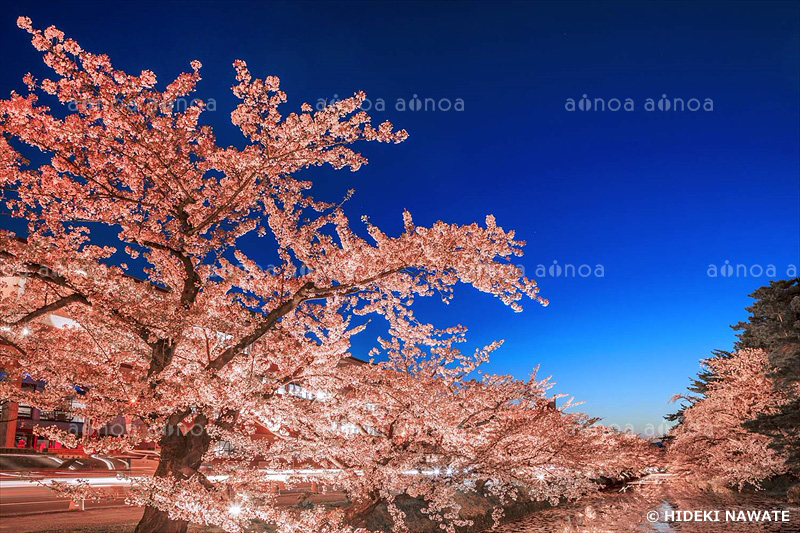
[{"left": 2, "top": 1, "right": 798, "bottom": 434}]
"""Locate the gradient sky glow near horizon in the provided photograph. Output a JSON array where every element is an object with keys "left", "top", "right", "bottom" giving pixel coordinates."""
[{"left": 1, "top": 1, "right": 798, "bottom": 435}]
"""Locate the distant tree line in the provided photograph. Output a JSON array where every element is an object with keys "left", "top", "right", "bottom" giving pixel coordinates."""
[{"left": 667, "top": 278, "right": 800, "bottom": 488}]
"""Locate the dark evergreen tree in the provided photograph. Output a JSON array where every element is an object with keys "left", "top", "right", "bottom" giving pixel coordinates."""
[
  {"left": 734, "top": 278, "right": 800, "bottom": 475},
  {"left": 665, "top": 350, "right": 732, "bottom": 425}
]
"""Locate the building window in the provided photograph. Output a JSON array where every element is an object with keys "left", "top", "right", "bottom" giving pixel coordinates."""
[
  {"left": 38, "top": 410, "right": 73, "bottom": 422},
  {"left": 17, "top": 405, "right": 33, "bottom": 419},
  {"left": 214, "top": 440, "right": 234, "bottom": 456}
]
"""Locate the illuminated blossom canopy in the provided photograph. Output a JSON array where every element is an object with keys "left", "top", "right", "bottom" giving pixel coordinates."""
[
  {"left": 0, "top": 19, "right": 654, "bottom": 533},
  {"left": 667, "top": 348, "right": 794, "bottom": 489}
]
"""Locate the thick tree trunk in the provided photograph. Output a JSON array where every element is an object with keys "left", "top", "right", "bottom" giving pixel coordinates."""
[
  {"left": 135, "top": 505, "right": 190, "bottom": 533},
  {"left": 344, "top": 490, "right": 382, "bottom": 526},
  {"left": 134, "top": 417, "right": 211, "bottom": 533}
]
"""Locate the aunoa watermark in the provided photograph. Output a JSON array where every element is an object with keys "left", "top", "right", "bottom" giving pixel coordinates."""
[
  {"left": 317, "top": 94, "right": 464, "bottom": 112},
  {"left": 260, "top": 261, "right": 604, "bottom": 279},
  {"left": 565, "top": 94, "right": 714, "bottom": 112},
  {"left": 64, "top": 96, "right": 217, "bottom": 113},
  {"left": 41, "top": 420, "right": 204, "bottom": 438},
  {"left": 524, "top": 261, "right": 605, "bottom": 278},
  {"left": 707, "top": 261, "right": 797, "bottom": 278}
]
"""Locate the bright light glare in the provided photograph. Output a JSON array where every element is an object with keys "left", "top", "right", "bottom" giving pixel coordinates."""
[{"left": 228, "top": 504, "right": 242, "bottom": 516}]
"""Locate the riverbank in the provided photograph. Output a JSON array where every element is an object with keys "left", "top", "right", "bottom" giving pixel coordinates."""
[
  {"left": 6, "top": 480, "right": 797, "bottom": 532},
  {"left": 356, "top": 490, "right": 558, "bottom": 532}
]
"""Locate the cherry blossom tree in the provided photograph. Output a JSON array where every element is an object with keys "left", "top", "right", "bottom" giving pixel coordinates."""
[
  {"left": 667, "top": 348, "right": 795, "bottom": 489},
  {"left": 259, "top": 355, "right": 659, "bottom": 532},
  {"left": 0, "top": 18, "right": 552, "bottom": 532}
]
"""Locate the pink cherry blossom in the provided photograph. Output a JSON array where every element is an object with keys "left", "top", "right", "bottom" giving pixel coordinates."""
[{"left": 0, "top": 21, "right": 648, "bottom": 533}]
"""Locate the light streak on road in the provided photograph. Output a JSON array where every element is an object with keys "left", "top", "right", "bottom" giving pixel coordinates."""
[{"left": 0, "top": 465, "right": 451, "bottom": 492}]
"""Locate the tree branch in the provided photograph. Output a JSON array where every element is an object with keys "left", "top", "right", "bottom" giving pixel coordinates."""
[{"left": 3, "top": 293, "right": 89, "bottom": 326}]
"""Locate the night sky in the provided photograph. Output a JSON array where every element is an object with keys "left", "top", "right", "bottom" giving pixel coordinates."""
[{"left": 1, "top": 1, "right": 798, "bottom": 434}]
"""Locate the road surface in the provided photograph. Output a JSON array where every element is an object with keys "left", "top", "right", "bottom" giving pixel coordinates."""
[{"left": 0, "top": 471, "right": 132, "bottom": 517}]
